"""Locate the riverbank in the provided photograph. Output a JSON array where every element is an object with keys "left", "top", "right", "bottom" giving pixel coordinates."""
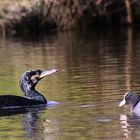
[{"left": 0, "top": 0, "right": 140, "bottom": 35}]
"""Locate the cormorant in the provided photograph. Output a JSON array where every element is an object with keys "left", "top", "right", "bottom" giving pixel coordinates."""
[{"left": 0, "top": 68, "right": 58, "bottom": 109}]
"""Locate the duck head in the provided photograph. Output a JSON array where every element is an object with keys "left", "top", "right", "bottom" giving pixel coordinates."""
[{"left": 119, "top": 92, "right": 140, "bottom": 109}]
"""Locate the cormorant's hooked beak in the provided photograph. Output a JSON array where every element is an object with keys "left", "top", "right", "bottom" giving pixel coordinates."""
[{"left": 39, "top": 68, "right": 58, "bottom": 80}]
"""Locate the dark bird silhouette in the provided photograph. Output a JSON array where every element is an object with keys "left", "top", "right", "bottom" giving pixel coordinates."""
[{"left": 0, "top": 68, "right": 58, "bottom": 109}]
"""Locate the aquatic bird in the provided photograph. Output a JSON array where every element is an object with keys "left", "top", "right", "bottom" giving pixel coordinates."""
[
  {"left": 119, "top": 92, "right": 140, "bottom": 114},
  {"left": 0, "top": 68, "right": 58, "bottom": 109}
]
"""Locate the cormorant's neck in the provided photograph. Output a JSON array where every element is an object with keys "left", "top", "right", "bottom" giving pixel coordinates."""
[
  {"left": 20, "top": 82, "right": 47, "bottom": 103},
  {"left": 26, "top": 89, "right": 47, "bottom": 103}
]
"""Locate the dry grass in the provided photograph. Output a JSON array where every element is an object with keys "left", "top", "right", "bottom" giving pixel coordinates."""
[{"left": 0, "top": 0, "right": 37, "bottom": 7}]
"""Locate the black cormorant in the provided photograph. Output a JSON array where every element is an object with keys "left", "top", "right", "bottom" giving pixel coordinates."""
[{"left": 0, "top": 68, "right": 58, "bottom": 108}]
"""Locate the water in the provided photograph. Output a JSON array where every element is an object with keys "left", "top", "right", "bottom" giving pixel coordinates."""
[{"left": 0, "top": 28, "right": 140, "bottom": 139}]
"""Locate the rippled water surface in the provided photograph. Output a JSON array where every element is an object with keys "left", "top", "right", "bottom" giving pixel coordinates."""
[{"left": 0, "top": 29, "right": 140, "bottom": 139}]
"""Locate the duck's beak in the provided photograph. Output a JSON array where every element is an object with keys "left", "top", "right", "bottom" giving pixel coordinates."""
[
  {"left": 119, "top": 99, "right": 126, "bottom": 107},
  {"left": 39, "top": 68, "right": 58, "bottom": 80}
]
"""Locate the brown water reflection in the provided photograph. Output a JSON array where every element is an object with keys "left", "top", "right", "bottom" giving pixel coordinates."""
[{"left": 0, "top": 28, "right": 140, "bottom": 139}]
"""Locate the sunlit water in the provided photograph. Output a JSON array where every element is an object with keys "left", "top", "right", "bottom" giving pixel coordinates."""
[{"left": 0, "top": 28, "right": 140, "bottom": 139}]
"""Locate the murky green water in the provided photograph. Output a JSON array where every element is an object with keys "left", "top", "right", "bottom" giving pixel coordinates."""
[{"left": 0, "top": 28, "right": 140, "bottom": 139}]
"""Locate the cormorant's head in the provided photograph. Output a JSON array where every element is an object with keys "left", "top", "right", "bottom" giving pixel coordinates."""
[{"left": 20, "top": 68, "right": 58, "bottom": 93}]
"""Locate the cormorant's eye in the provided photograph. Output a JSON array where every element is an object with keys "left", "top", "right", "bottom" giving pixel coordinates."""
[
  {"left": 31, "top": 72, "right": 41, "bottom": 82},
  {"left": 36, "top": 70, "right": 41, "bottom": 75}
]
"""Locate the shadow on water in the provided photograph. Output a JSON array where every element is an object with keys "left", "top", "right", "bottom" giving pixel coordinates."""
[
  {"left": 0, "top": 100, "right": 59, "bottom": 117},
  {"left": 0, "top": 107, "right": 31, "bottom": 117},
  {"left": 0, "top": 101, "right": 59, "bottom": 140},
  {"left": 0, "top": 106, "right": 46, "bottom": 139}
]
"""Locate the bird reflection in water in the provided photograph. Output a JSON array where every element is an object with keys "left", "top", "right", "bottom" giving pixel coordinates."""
[{"left": 120, "top": 114, "right": 140, "bottom": 139}]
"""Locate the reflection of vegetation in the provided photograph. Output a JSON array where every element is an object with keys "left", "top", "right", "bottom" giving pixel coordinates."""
[
  {"left": 0, "top": 29, "right": 138, "bottom": 139},
  {"left": 0, "top": 115, "right": 24, "bottom": 140},
  {"left": 0, "top": 29, "right": 135, "bottom": 99}
]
